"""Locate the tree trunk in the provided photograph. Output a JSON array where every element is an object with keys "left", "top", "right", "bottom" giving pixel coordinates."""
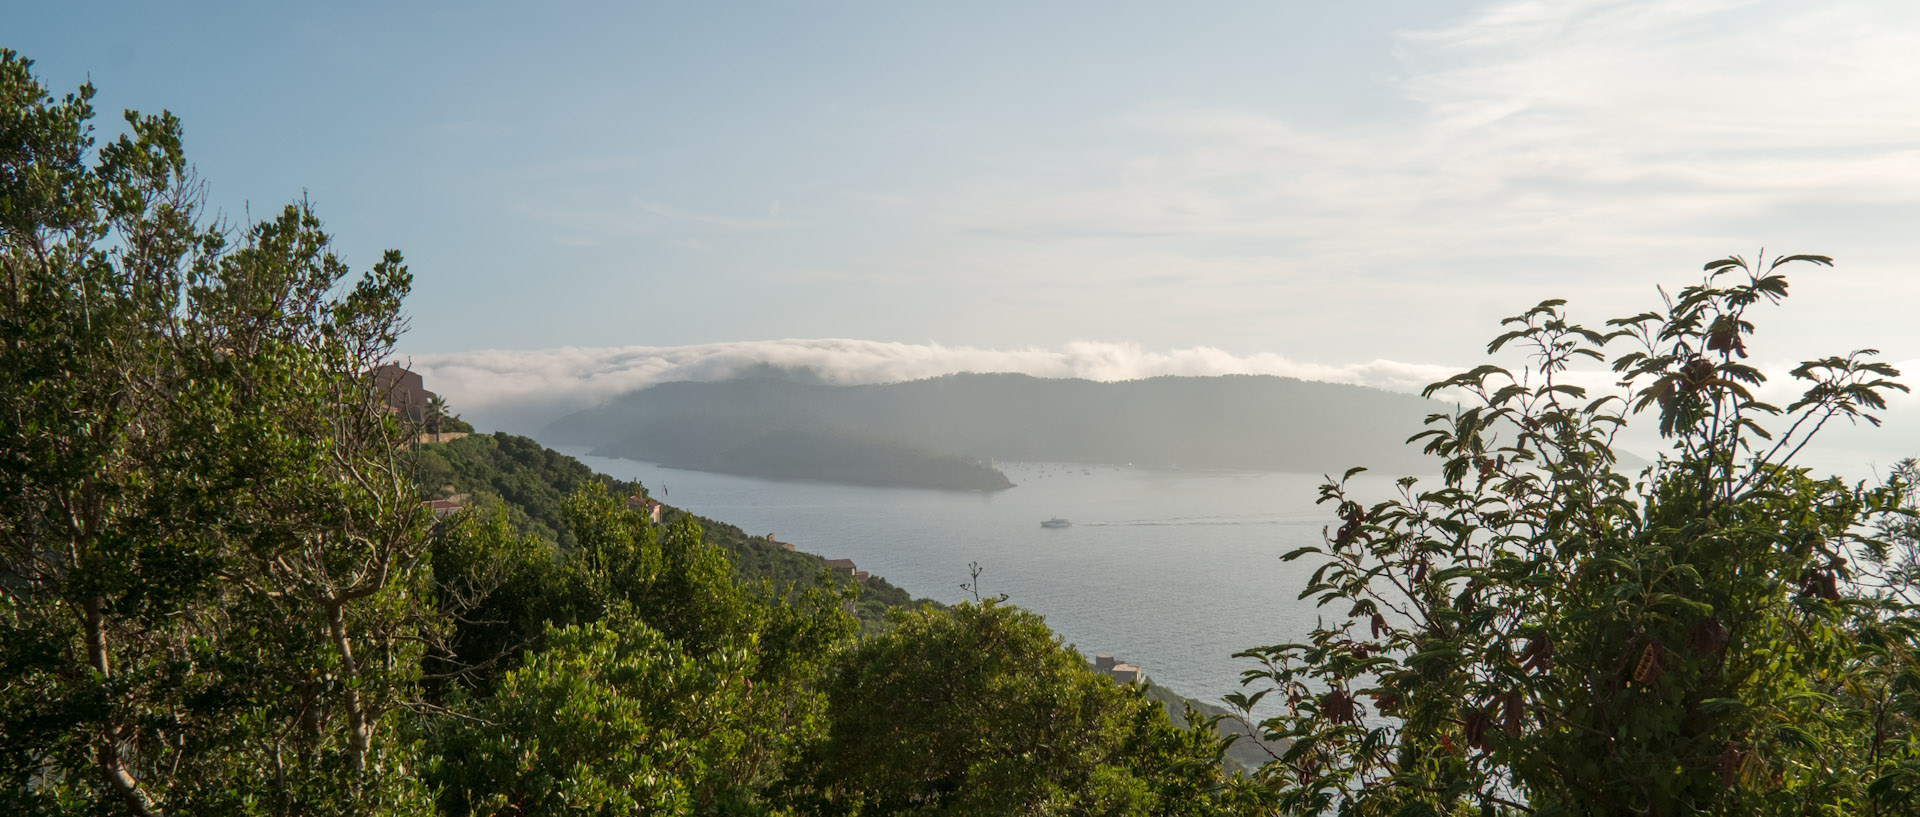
[
  {"left": 85, "top": 596, "right": 160, "bottom": 817},
  {"left": 324, "top": 599, "right": 371, "bottom": 772}
]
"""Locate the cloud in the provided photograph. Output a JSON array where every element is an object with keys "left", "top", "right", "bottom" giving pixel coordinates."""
[
  {"left": 950, "top": 0, "right": 1920, "bottom": 273},
  {"left": 404, "top": 339, "right": 1460, "bottom": 432},
  {"left": 511, "top": 195, "right": 797, "bottom": 248},
  {"left": 406, "top": 340, "right": 1920, "bottom": 479}
]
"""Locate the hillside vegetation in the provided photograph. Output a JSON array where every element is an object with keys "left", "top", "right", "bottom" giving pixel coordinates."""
[
  {"left": 12, "top": 48, "right": 1920, "bottom": 817},
  {"left": 0, "top": 56, "right": 1267, "bottom": 813},
  {"left": 410, "top": 432, "right": 919, "bottom": 626}
]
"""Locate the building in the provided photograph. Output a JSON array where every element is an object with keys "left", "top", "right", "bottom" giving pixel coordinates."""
[
  {"left": 424, "top": 491, "right": 471, "bottom": 520},
  {"left": 627, "top": 496, "right": 664, "bottom": 524},
  {"left": 825, "top": 558, "right": 869, "bottom": 583},
  {"left": 1094, "top": 654, "right": 1148, "bottom": 685},
  {"left": 373, "top": 363, "right": 435, "bottom": 423}
]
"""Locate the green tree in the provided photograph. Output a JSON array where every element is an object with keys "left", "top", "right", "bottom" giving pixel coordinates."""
[
  {"left": 1234, "top": 255, "right": 1920, "bottom": 815},
  {"left": 1, "top": 50, "right": 434, "bottom": 814},
  {"left": 423, "top": 482, "right": 858, "bottom": 815},
  {"left": 428, "top": 615, "right": 775, "bottom": 816},
  {"left": 801, "top": 599, "right": 1263, "bottom": 816}
]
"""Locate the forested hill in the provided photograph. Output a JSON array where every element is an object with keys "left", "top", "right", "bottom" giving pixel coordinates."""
[
  {"left": 408, "top": 432, "right": 1277, "bottom": 769},
  {"left": 409, "top": 432, "right": 920, "bottom": 624},
  {"left": 544, "top": 372, "right": 1446, "bottom": 478}
]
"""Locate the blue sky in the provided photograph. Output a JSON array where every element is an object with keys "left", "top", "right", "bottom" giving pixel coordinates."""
[{"left": 13, "top": 0, "right": 1920, "bottom": 460}]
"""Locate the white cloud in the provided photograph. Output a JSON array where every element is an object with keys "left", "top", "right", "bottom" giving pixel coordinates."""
[
  {"left": 405, "top": 339, "right": 1459, "bottom": 432},
  {"left": 405, "top": 340, "right": 1919, "bottom": 478},
  {"left": 950, "top": 0, "right": 1920, "bottom": 272}
]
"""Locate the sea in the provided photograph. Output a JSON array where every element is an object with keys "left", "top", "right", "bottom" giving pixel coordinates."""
[{"left": 558, "top": 447, "right": 1424, "bottom": 711}]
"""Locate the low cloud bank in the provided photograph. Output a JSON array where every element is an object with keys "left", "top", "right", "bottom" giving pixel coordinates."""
[
  {"left": 403, "top": 339, "right": 1458, "bottom": 433},
  {"left": 402, "top": 339, "right": 1920, "bottom": 479}
]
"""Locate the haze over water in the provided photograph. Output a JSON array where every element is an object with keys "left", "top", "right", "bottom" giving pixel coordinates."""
[{"left": 563, "top": 448, "right": 1419, "bottom": 708}]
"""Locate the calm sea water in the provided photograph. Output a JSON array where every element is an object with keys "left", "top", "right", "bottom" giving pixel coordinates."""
[{"left": 560, "top": 448, "right": 1414, "bottom": 709}]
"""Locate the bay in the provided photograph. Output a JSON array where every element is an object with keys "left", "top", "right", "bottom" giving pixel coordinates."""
[{"left": 561, "top": 448, "right": 1413, "bottom": 709}]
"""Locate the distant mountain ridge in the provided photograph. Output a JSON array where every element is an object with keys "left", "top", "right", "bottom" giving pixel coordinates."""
[{"left": 542, "top": 373, "right": 1447, "bottom": 487}]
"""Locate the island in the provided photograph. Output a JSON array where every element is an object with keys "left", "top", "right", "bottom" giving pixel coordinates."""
[
  {"left": 592, "top": 427, "right": 1014, "bottom": 491},
  {"left": 543, "top": 372, "right": 1447, "bottom": 490}
]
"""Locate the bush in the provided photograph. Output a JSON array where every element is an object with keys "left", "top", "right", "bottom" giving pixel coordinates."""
[{"left": 1235, "top": 255, "right": 1920, "bottom": 816}]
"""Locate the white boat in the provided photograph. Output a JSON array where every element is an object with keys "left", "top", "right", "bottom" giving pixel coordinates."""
[{"left": 1040, "top": 518, "right": 1071, "bottom": 528}]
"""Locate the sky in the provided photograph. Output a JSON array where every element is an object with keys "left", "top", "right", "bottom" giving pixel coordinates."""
[{"left": 12, "top": 0, "right": 1920, "bottom": 465}]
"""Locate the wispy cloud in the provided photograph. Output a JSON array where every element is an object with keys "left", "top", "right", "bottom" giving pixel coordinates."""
[
  {"left": 512, "top": 195, "right": 797, "bottom": 247},
  {"left": 630, "top": 199, "right": 796, "bottom": 230},
  {"left": 950, "top": 0, "right": 1920, "bottom": 272}
]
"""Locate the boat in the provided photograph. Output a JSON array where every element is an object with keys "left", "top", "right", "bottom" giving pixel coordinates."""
[{"left": 1040, "top": 518, "right": 1071, "bottom": 528}]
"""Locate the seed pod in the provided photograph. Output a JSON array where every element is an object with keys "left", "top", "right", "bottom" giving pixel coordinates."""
[
  {"left": 1519, "top": 634, "right": 1555, "bottom": 673},
  {"left": 1322, "top": 688, "right": 1358, "bottom": 725},
  {"left": 1463, "top": 709, "right": 1492, "bottom": 750},
  {"left": 1720, "top": 741, "right": 1742, "bottom": 789},
  {"left": 1797, "top": 568, "right": 1841, "bottom": 601},
  {"left": 1688, "top": 618, "right": 1729, "bottom": 654},
  {"left": 1371, "top": 613, "right": 1390, "bottom": 638},
  {"left": 1501, "top": 690, "right": 1523, "bottom": 736},
  {"left": 1633, "top": 641, "right": 1665, "bottom": 684}
]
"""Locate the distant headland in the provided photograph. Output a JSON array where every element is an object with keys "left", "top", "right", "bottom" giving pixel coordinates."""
[{"left": 542, "top": 372, "right": 1444, "bottom": 490}]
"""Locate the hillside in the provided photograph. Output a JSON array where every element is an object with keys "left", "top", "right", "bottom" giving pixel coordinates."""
[
  {"left": 1141, "top": 680, "right": 1282, "bottom": 775},
  {"left": 544, "top": 373, "right": 1446, "bottom": 487},
  {"left": 412, "top": 432, "right": 1264, "bottom": 766},
  {"left": 648, "top": 427, "right": 1014, "bottom": 491},
  {"left": 410, "top": 432, "right": 919, "bottom": 624}
]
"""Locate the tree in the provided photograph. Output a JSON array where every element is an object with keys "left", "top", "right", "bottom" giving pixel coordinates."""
[
  {"left": 422, "top": 481, "right": 859, "bottom": 815},
  {"left": 1234, "top": 254, "right": 1920, "bottom": 815},
  {"left": 427, "top": 615, "right": 775, "bottom": 816},
  {"left": 802, "top": 599, "right": 1264, "bottom": 816},
  {"left": 1, "top": 50, "right": 435, "bottom": 814}
]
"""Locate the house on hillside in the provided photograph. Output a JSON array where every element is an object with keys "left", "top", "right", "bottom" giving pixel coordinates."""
[
  {"left": 424, "top": 492, "right": 471, "bottom": 520},
  {"left": 374, "top": 363, "right": 435, "bottom": 422},
  {"left": 825, "top": 558, "right": 869, "bottom": 584},
  {"left": 767, "top": 533, "right": 795, "bottom": 551},
  {"left": 1094, "top": 654, "right": 1148, "bottom": 685},
  {"left": 421, "top": 484, "right": 471, "bottom": 520},
  {"left": 627, "top": 496, "right": 663, "bottom": 524}
]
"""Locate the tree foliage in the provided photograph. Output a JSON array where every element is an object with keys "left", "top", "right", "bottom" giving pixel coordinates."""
[
  {"left": 1, "top": 48, "right": 435, "bottom": 815},
  {"left": 1235, "top": 255, "right": 1920, "bottom": 815},
  {"left": 801, "top": 599, "right": 1265, "bottom": 815},
  {"left": 411, "top": 430, "right": 921, "bottom": 629}
]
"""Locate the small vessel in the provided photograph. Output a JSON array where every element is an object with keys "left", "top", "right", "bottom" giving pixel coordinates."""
[{"left": 1040, "top": 518, "right": 1072, "bottom": 529}]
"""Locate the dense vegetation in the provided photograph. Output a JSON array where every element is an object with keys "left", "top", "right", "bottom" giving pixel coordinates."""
[
  {"left": 411, "top": 430, "right": 919, "bottom": 626},
  {"left": 570, "top": 413, "right": 1015, "bottom": 491},
  {"left": 10, "top": 46, "right": 1920, "bottom": 817},
  {"left": 0, "top": 52, "right": 1258, "bottom": 815},
  {"left": 543, "top": 371, "right": 1445, "bottom": 484},
  {"left": 1232, "top": 258, "right": 1920, "bottom": 814}
]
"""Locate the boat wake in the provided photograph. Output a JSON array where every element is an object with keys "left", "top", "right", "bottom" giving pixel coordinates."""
[{"left": 1082, "top": 513, "right": 1330, "bottom": 528}]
